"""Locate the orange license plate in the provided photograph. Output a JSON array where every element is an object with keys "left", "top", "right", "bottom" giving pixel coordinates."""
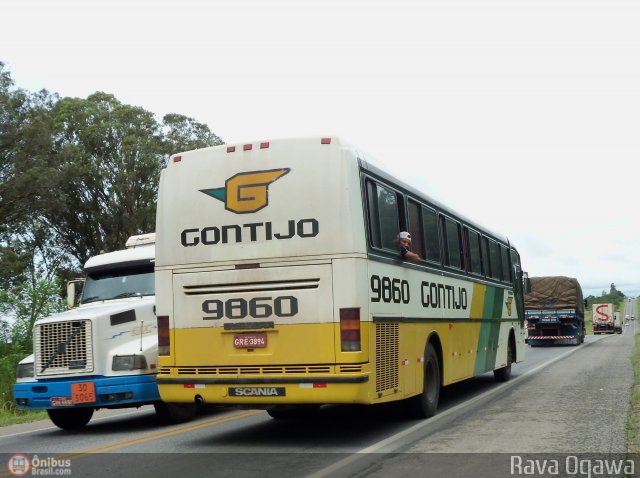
[{"left": 71, "top": 382, "right": 96, "bottom": 404}]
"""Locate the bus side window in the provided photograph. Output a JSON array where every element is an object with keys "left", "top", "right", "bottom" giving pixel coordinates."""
[
  {"left": 407, "top": 200, "right": 425, "bottom": 260},
  {"left": 489, "top": 240, "right": 502, "bottom": 280},
  {"left": 462, "top": 228, "right": 471, "bottom": 272},
  {"left": 481, "top": 236, "right": 492, "bottom": 278},
  {"left": 500, "top": 245, "right": 512, "bottom": 282},
  {"left": 511, "top": 247, "right": 521, "bottom": 273},
  {"left": 422, "top": 207, "right": 440, "bottom": 263},
  {"left": 366, "top": 180, "right": 400, "bottom": 251},
  {"left": 467, "top": 229, "right": 482, "bottom": 275},
  {"left": 442, "top": 216, "right": 462, "bottom": 269}
]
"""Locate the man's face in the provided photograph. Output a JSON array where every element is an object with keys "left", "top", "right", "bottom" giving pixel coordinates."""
[{"left": 400, "top": 238, "right": 411, "bottom": 248}]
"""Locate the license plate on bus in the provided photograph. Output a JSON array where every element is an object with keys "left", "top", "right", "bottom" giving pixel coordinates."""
[
  {"left": 71, "top": 381, "right": 96, "bottom": 404},
  {"left": 234, "top": 333, "right": 267, "bottom": 348}
]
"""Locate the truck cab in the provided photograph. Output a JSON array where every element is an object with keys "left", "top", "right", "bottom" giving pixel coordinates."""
[{"left": 14, "top": 234, "right": 160, "bottom": 429}]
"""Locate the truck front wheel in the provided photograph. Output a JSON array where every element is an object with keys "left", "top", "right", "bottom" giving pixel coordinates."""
[{"left": 47, "top": 408, "right": 94, "bottom": 430}]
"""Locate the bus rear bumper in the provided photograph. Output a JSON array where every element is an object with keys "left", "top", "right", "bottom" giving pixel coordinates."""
[{"left": 156, "top": 375, "right": 373, "bottom": 405}]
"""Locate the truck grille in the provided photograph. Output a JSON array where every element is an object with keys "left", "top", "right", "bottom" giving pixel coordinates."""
[{"left": 35, "top": 320, "right": 94, "bottom": 376}]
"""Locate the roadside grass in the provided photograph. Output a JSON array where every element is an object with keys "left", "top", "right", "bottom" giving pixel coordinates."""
[
  {"left": 0, "top": 352, "right": 48, "bottom": 427},
  {"left": 629, "top": 299, "right": 640, "bottom": 453},
  {"left": 629, "top": 331, "right": 640, "bottom": 452},
  {"left": 0, "top": 403, "right": 47, "bottom": 427},
  {"left": 585, "top": 307, "right": 593, "bottom": 335}
]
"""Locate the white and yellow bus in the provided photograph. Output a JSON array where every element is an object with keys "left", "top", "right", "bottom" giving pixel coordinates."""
[{"left": 155, "top": 136, "right": 527, "bottom": 420}]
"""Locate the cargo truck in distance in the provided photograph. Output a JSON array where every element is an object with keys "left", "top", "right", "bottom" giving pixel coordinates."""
[
  {"left": 592, "top": 303, "right": 615, "bottom": 334},
  {"left": 524, "top": 276, "right": 585, "bottom": 346},
  {"left": 13, "top": 233, "right": 166, "bottom": 429},
  {"left": 614, "top": 312, "right": 622, "bottom": 334}
]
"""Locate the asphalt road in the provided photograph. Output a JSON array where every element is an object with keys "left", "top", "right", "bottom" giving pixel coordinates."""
[{"left": 0, "top": 324, "right": 635, "bottom": 478}]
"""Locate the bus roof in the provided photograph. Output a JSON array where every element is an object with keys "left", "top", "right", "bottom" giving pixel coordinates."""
[{"left": 168, "top": 135, "right": 514, "bottom": 250}]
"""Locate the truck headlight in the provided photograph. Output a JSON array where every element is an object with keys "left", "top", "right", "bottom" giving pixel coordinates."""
[
  {"left": 112, "top": 355, "right": 148, "bottom": 371},
  {"left": 16, "top": 362, "right": 35, "bottom": 379}
]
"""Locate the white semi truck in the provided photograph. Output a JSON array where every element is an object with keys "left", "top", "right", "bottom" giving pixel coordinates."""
[{"left": 13, "top": 233, "right": 165, "bottom": 429}]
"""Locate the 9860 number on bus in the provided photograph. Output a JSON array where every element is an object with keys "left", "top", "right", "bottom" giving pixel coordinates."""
[
  {"left": 370, "top": 275, "right": 410, "bottom": 304},
  {"left": 202, "top": 296, "right": 298, "bottom": 320}
]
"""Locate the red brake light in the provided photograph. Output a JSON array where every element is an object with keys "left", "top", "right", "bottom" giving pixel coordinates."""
[
  {"left": 227, "top": 146, "right": 236, "bottom": 153},
  {"left": 321, "top": 138, "right": 331, "bottom": 144},
  {"left": 157, "top": 316, "right": 170, "bottom": 356},
  {"left": 340, "top": 308, "right": 361, "bottom": 351},
  {"left": 173, "top": 156, "right": 182, "bottom": 163}
]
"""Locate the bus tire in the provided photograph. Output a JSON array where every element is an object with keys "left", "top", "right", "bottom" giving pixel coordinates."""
[
  {"left": 266, "top": 405, "right": 320, "bottom": 419},
  {"left": 47, "top": 408, "right": 94, "bottom": 430},
  {"left": 494, "top": 337, "right": 513, "bottom": 382},
  {"left": 154, "top": 402, "right": 197, "bottom": 424},
  {"left": 406, "top": 343, "right": 440, "bottom": 419}
]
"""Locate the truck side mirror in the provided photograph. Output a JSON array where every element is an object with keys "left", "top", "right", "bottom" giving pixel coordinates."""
[{"left": 67, "top": 279, "right": 84, "bottom": 309}]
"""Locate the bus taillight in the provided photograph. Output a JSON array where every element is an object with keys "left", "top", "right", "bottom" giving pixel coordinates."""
[
  {"left": 340, "top": 308, "right": 361, "bottom": 351},
  {"left": 158, "top": 315, "right": 170, "bottom": 356}
]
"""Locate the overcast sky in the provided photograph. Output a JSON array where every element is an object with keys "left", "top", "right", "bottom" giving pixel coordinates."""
[{"left": 2, "top": 0, "right": 639, "bottom": 297}]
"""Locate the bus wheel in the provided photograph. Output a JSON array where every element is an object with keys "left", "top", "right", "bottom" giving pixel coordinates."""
[
  {"left": 494, "top": 339, "right": 513, "bottom": 382},
  {"left": 154, "top": 402, "right": 197, "bottom": 424},
  {"left": 47, "top": 408, "right": 94, "bottom": 430},
  {"left": 266, "top": 405, "right": 320, "bottom": 419},
  {"left": 406, "top": 344, "right": 440, "bottom": 419}
]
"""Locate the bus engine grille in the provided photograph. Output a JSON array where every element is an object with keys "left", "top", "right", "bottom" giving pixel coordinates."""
[
  {"left": 35, "top": 320, "right": 93, "bottom": 376},
  {"left": 375, "top": 322, "right": 399, "bottom": 393}
]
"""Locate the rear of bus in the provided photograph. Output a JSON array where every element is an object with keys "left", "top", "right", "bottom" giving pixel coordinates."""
[{"left": 155, "top": 137, "right": 373, "bottom": 410}]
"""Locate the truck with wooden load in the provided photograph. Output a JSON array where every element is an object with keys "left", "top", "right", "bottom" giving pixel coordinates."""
[
  {"left": 592, "top": 303, "right": 615, "bottom": 334},
  {"left": 524, "top": 276, "right": 585, "bottom": 346}
]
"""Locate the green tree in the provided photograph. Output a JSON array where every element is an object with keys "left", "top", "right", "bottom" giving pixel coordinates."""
[
  {"left": 0, "top": 62, "right": 58, "bottom": 230},
  {"left": 0, "top": 278, "right": 65, "bottom": 351},
  {"left": 0, "top": 63, "right": 223, "bottom": 349},
  {"left": 38, "top": 92, "right": 224, "bottom": 264},
  {"left": 162, "top": 113, "right": 222, "bottom": 154}
]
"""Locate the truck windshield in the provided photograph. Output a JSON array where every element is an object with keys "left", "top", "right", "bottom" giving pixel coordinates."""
[{"left": 81, "top": 264, "right": 154, "bottom": 303}]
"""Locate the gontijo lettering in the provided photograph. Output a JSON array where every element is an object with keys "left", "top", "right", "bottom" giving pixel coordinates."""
[
  {"left": 421, "top": 281, "right": 468, "bottom": 310},
  {"left": 181, "top": 219, "right": 319, "bottom": 246}
]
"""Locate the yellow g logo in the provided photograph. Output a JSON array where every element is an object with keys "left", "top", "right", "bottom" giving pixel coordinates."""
[
  {"left": 200, "top": 169, "right": 290, "bottom": 214},
  {"left": 505, "top": 295, "right": 513, "bottom": 316}
]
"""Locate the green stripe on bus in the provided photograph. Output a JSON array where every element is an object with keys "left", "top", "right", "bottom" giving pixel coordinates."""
[{"left": 474, "top": 286, "right": 503, "bottom": 375}]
